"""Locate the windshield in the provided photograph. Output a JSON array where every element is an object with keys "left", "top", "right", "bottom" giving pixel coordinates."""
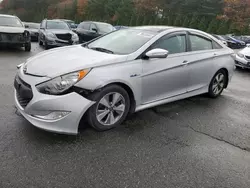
[
  {"left": 0, "top": 16, "right": 23, "bottom": 27},
  {"left": 96, "top": 23, "right": 114, "bottom": 33},
  {"left": 87, "top": 29, "right": 156, "bottom": 55},
  {"left": 26, "top": 23, "right": 39, "bottom": 29},
  {"left": 46, "top": 21, "right": 70, "bottom": 30}
]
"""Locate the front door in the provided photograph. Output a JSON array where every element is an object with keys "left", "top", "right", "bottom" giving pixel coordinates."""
[{"left": 141, "top": 32, "right": 190, "bottom": 104}]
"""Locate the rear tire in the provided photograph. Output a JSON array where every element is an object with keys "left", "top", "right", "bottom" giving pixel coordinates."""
[
  {"left": 24, "top": 42, "right": 31, "bottom": 52},
  {"left": 87, "top": 85, "right": 130, "bottom": 131},
  {"left": 208, "top": 70, "right": 227, "bottom": 98}
]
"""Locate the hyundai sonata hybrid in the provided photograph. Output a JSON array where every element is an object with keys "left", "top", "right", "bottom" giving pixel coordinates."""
[{"left": 14, "top": 26, "right": 235, "bottom": 134}]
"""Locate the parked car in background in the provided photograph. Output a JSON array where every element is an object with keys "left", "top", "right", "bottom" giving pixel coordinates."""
[
  {"left": 228, "top": 36, "right": 245, "bottom": 48},
  {"left": 234, "top": 36, "right": 250, "bottom": 44},
  {"left": 114, "top": 25, "right": 129, "bottom": 30},
  {"left": 76, "top": 21, "right": 115, "bottom": 43},
  {"left": 235, "top": 45, "right": 250, "bottom": 69},
  {"left": 14, "top": 26, "right": 235, "bottom": 134},
  {"left": 212, "top": 34, "right": 228, "bottom": 46},
  {"left": 23, "top": 22, "right": 40, "bottom": 41},
  {"left": 38, "top": 19, "right": 79, "bottom": 49},
  {"left": 53, "top": 19, "right": 77, "bottom": 29},
  {"left": 0, "top": 14, "right": 31, "bottom": 51},
  {"left": 221, "top": 35, "right": 241, "bottom": 49}
]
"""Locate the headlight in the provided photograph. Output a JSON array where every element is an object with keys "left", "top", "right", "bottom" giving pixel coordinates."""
[
  {"left": 72, "top": 34, "right": 79, "bottom": 40},
  {"left": 36, "top": 69, "right": 90, "bottom": 95},
  {"left": 237, "top": 52, "right": 244, "bottom": 58},
  {"left": 47, "top": 32, "right": 56, "bottom": 38}
]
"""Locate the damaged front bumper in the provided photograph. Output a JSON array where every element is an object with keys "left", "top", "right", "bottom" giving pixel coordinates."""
[{"left": 14, "top": 68, "right": 95, "bottom": 135}]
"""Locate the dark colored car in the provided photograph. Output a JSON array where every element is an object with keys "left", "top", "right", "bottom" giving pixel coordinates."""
[
  {"left": 228, "top": 36, "right": 246, "bottom": 48},
  {"left": 38, "top": 19, "right": 79, "bottom": 49},
  {"left": 221, "top": 35, "right": 241, "bottom": 49},
  {"left": 234, "top": 36, "right": 250, "bottom": 44},
  {"left": 0, "top": 14, "right": 31, "bottom": 51},
  {"left": 23, "top": 22, "right": 40, "bottom": 41},
  {"left": 76, "top": 21, "right": 115, "bottom": 43}
]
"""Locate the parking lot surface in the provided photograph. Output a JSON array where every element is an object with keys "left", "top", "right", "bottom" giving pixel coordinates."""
[{"left": 0, "top": 43, "right": 250, "bottom": 188}]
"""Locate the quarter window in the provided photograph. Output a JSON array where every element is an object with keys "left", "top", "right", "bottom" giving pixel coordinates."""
[
  {"left": 90, "top": 24, "right": 98, "bottom": 31},
  {"left": 190, "top": 35, "right": 213, "bottom": 51},
  {"left": 82, "top": 23, "right": 90, "bottom": 30},
  {"left": 79, "top": 22, "right": 90, "bottom": 30},
  {"left": 152, "top": 35, "right": 186, "bottom": 54}
]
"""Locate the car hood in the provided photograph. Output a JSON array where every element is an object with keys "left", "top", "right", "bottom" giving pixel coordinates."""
[
  {"left": 230, "top": 38, "right": 244, "bottom": 43},
  {"left": 28, "top": 28, "right": 38, "bottom": 33},
  {"left": 47, "top": 29, "right": 74, "bottom": 35},
  {"left": 239, "top": 47, "right": 250, "bottom": 56},
  {"left": 0, "top": 26, "right": 25, "bottom": 33},
  {"left": 25, "top": 45, "right": 128, "bottom": 78},
  {"left": 226, "top": 39, "right": 236, "bottom": 44}
]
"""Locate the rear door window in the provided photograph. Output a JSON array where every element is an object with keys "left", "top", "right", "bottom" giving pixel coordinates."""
[{"left": 189, "top": 34, "right": 213, "bottom": 51}]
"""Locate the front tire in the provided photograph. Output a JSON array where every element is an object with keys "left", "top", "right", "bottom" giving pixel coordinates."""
[
  {"left": 38, "top": 38, "right": 43, "bottom": 46},
  {"left": 24, "top": 42, "right": 31, "bottom": 52},
  {"left": 87, "top": 85, "right": 130, "bottom": 131},
  {"left": 44, "top": 41, "right": 50, "bottom": 50},
  {"left": 208, "top": 70, "right": 227, "bottom": 98}
]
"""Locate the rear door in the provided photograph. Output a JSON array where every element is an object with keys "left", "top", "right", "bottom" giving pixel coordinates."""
[{"left": 186, "top": 32, "right": 219, "bottom": 92}]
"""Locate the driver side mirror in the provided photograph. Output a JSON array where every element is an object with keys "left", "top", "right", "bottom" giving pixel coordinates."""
[
  {"left": 145, "top": 48, "right": 169, "bottom": 59},
  {"left": 25, "top": 25, "right": 29, "bottom": 28}
]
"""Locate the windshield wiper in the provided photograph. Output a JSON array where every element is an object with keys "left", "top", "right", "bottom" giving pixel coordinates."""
[{"left": 90, "top": 47, "right": 114, "bottom": 54}]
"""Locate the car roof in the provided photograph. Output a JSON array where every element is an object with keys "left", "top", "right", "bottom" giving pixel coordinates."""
[
  {"left": 54, "top": 19, "right": 74, "bottom": 22},
  {"left": 80, "top": 21, "right": 111, "bottom": 25},
  {"left": 46, "top": 19, "right": 65, "bottom": 23},
  {"left": 132, "top": 26, "right": 174, "bottom": 32},
  {"left": 0, "top": 14, "right": 17, "bottom": 18}
]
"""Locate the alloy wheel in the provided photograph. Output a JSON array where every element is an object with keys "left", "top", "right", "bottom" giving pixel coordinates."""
[
  {"left": 212, "top": 73, "right": 225, "bottom": 95},
  {"left": 96, "top": 92, "right": 126, "bottom": 126}
]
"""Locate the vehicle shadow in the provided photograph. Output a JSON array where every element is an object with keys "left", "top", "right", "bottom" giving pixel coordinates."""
[
  {"left": 0, "top": 46, "right": 25, "bottom": 53},
  {"left": 235, "top": 67, "right": 250, "bottom": 74},
  {"left": 20, "top": 94, "right": 220, "bottom": 146}
]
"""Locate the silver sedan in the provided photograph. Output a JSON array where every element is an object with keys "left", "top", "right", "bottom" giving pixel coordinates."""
[{"left": 14, "top": 26, "right": 235, "bottom": 134}]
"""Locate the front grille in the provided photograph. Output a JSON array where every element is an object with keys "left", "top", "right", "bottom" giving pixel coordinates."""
[
  {"left": 0, "top": 33, "right": 24, "bottom": 42},
  {"left": 14, "top": 76, "right": 33, "bottom": 109},
  {"left": 56, "top": 33, "right": 72, "bottom": 41}
]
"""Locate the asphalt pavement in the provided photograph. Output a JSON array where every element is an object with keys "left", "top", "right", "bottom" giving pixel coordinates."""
[{"left": 0, "top": 43, "right": 250, "bottom": 188}]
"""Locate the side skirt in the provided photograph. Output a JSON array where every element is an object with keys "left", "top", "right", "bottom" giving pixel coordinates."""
[{"left": 135, "top": 87, "right": 208, "bottom": 112}]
